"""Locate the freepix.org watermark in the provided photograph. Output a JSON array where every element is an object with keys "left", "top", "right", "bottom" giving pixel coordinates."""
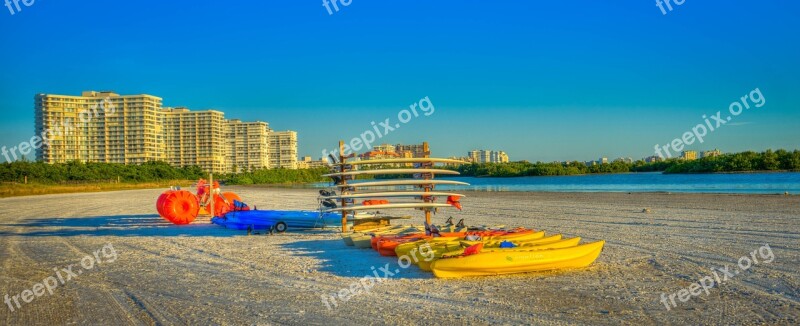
[
  {"left": 659, "top": 244, "right": 775, "bottom": 311},
  {"left": 654, "top": 88, "right": 765, "bottom": 159},
  {"left": 4, "top": 0, "right": 36, "bottom": 16},
  {"left": 655, "top": 0, "right": 687, "bottom": 15},
  {"left": 1, "top": 97, "right": 116, "bottom": 163},
  {"left": 322, "top": 0, "right": 351, "bottom": 15},
  {"left": 321, "top": 243, "right": 434, "bottom": 310},
  {"left": 4, "top": 243, "right": 119, "bottom": 313},
  {"left": 321, "top": 96, "right": 435, "bottom": 162}
]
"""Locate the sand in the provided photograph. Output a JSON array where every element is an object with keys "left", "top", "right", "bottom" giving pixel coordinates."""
[{"left": 0, "top": 187, "right": 798, "bottom": 325}]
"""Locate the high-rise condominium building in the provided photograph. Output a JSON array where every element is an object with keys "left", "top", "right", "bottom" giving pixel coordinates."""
[
  {"left": 162, "top": 108, "right": 227, "bottom": 173},
  {"left": 496, "top": 151, "right": 510, "bottom": 163},
  {"left": 225, "top": 119, "right": 270, "bottom": 172},
  {"left": 394, "top": 143, "right": 429, "bottom": 158},
  {"left": 297, "top": 156, "right": 329, "bottom": 169},
  {"left": 681, "top": 150, "right": 698, "bottom": 160},
  {"left": 702, "top": 149, "right": 722, "bottom": 158},
  {"left": 468, "top": 150, "right": 509, "bottom": 163},
  {"left": 35, "top": 91, "right": 299, "bottom": 173},
  {"left": 268, "top": 130, "right": 298, "bottom": 169},
  {"left": 372, "top": 144, "right": 396, "bottom": 153},
  {"left": 35, "top": 91, "right": 164, "bottom": 164}
]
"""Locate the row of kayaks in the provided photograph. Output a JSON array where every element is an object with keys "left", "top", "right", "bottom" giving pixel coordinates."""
[{"left": 341, "top": 225, "right": 605, "bottom": 278}]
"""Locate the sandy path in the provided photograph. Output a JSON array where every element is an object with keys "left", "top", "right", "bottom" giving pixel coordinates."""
[{"left": 0, "top": 187, "right": 798, "bottom": 325}]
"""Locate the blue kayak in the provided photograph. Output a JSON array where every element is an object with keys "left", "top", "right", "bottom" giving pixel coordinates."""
[
  {"left": 214, "top": 210, "right": 351, "bottom": 231},
  {"left": 212, "top": 216, "right": 271, "bottom": 230}
]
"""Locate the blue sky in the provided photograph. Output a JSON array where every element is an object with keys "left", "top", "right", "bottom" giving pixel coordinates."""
[{"left": 1, "top": 1, "right": 798, "bottom": 162}]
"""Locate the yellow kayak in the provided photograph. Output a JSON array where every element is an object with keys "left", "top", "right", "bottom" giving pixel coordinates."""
[
  {"left": 394, "top": 231, "right": 546, "bottom": 258},
  {"left": 430, "top": 240, "right": 605, "bottom": 278},
  {"left": 417, "top": 236, "right": 579, "bottom": 272}
]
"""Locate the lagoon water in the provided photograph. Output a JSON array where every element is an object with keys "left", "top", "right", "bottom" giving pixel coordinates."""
[{"left": 315, "top": 172, "right": 800, "bottom": 194}]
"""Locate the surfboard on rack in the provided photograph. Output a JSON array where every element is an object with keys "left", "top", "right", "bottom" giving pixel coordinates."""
[
  {"left": 323, "top": 168, "right": 459, "bottom": 178},
  {"left": 334, "top": 179, "right": 469, "bottom": 189},
  {"left": 336, "top": 158, "right": 469, "bottom": 166},
  {"left": 323, "top": 203, "right": 456, "bottom": 213},
  {"left": 322, "top": 192, "right": 465, "bottom": 200},
  {"left": 348, "top": 215, "right": 413, "bottom": 221}
]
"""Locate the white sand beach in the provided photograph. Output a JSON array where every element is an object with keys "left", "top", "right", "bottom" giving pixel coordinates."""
[{"left": 0, "top": 187, "right": 798, "bottom": 325}]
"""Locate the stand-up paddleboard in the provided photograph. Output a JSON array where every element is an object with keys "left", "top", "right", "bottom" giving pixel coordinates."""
[
  {"left": 350, "top": 215, "right": 413, "bottom": 222},
  {"left": 323, "top": 168, "right": 460, "bottom": 178},
  {"left": 335, "top": 179, "right": 470, "bottom": 189},
  {"left": 322, "top": 192, "right": 466, "bottom": 200},
  {"left": 336, "top": 158, "right": 469, "bottom": 166},
  {"left": 323, "top": 203, "right": 457, "bottom": 213}
]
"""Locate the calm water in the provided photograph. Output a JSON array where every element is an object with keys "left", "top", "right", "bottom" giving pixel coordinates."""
[{"left": 313, "top": 172, "right": 800, "bottom": 194}]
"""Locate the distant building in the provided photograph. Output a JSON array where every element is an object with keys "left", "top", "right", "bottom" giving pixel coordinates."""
[
  {"left": 225, "top": 119, "right": 270, "bottom": 173},
  {"left": 35, "top": 91, "right": 165, "bottom": 165},
  {"left": 34, "top": 91, "right": 300, "bottom": 173},
  {"left": 599, "top": 157, "right": 609, "bottom": 164},
  {"left": 360, "top": 149, "right": 401, "bottom": 160},
  {"left": 267, "top": 130, "right": 298, "bottom": 169},
  {"left": 394, "top": 143, "right": 428, "bottom": 158},
  {"left": 644, "top": 155, "right": 662, "bottom": 163},
  {"left": 468, "top": 150, "right": 509, "bottom": 163},
  {"left": 372, "top": 144, "right": 396, "bottom": 153},
  {"left": 702, "top": 149, "right": 722, "bottom": 158},
  {"left": 614, "top": 157, "right": 634, "bottom": 164},
  {"left": 297, "top": 156, "right": 328, "bottom": 169},
  {"left": 163, "top": 107, "right": 227, "bottom": 174},
  {"left": 497, "top": 151, "right": 509, "bottom": 163},
  {"left": 358, "top": 143, "right": 427, "bottom": 166},
  {"left": 681, "top": 150, "right": 698, "bottom": 160}
]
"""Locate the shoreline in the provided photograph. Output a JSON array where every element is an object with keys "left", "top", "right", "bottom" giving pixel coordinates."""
[
  {"left": 447, "top": 170, "right": 800, "bottom": 178},
  {"left": 4, "top": 182, "right": 797, "bottom": 199}
]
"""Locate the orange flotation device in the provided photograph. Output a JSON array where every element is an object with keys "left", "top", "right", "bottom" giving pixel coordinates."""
[
  {"left": 363, "top": 199, "right": 390, "bottom": 206},
  {"left": 156, "top": 190, "right": 200, "bottom": 225},
  {"left": 211, "top": 192, "right": 240, "bottom": 217},
  {"left": 446, "top": 195, "right": 462, "bottom": 210},
  {"left": 196, "top": 179, "right": 241, "bottom": 217}
]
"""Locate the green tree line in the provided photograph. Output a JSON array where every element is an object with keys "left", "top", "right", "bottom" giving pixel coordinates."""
[
  {"left": 0, "top": 161, "right": 207, "bottom": 183},
  {"left": 663, "top": 149, "right": 800, "bottom": 173},
  {"left": 450, "top": 149, "right": 800, "bottom": 177},
  {"left": 224, "top": 167, "right": 331, "bottom": 185},
  {"left": 2, "top": 149, "right": 798, "bottom": 184},
  {"left": 0, "top": 161, "right": 332, "bottom": 185}
]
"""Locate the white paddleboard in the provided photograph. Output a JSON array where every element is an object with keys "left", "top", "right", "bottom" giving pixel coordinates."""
[
  {"left": 323, "top": 168, "right": 460, "bottom": 177},
  {"left": 323, "top": 203, "right": 457, "bottom": 213},
  {"left": 334, "top": 180, "right": 470, "bottom": 188},
  {"left": 322, "top": 192, "right": 466, "bottom": 200},
  {"left": 338, "top": 158, "right": 469, "bottom": 166}
]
